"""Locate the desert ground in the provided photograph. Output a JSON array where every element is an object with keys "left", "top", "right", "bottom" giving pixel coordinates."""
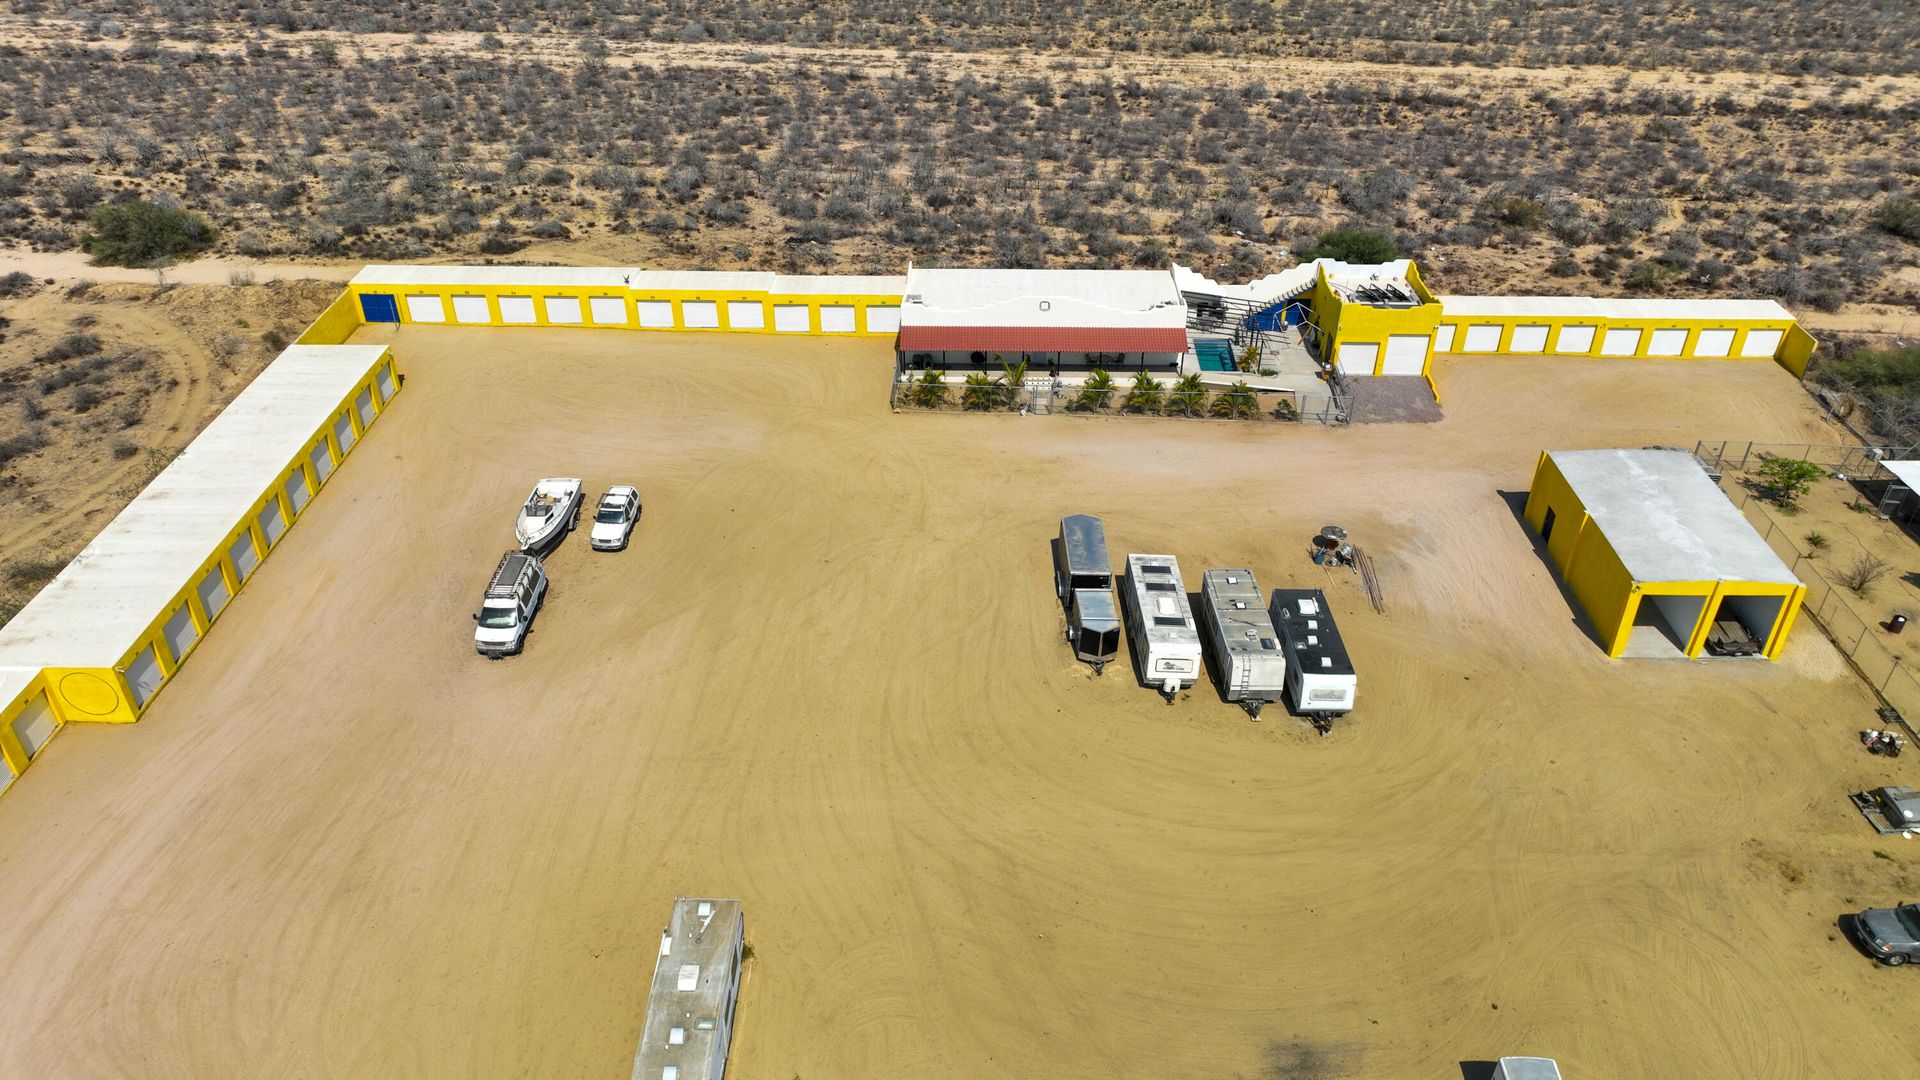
[{"left": 0, "top": 330, "right": 1915, "bottom": 1079}]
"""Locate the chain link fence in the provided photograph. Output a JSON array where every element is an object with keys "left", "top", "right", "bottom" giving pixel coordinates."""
[
  {"left": 1693, "top": 439, "right": 1920, "bottom": 475},
  {"left": 1731, "top": 491, "right": 1920, "bottom": 724}
]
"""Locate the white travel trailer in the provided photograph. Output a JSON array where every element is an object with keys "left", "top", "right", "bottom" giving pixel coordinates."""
[
  {"left": 1267, "top": 587, "right": 1357, "bottom": 730},
  {"left": 1491, "top": 1058, "right": 1563, "bottom": 1080},
  {"left": 631, "top": 898, "right": 746, "bottom": 1080},
  {"left": 1122, "top": 554, "right": 1203, "bottom": 701},
  {"left": 1199, "top": 569, "right": 1288, "bottom": 718}
]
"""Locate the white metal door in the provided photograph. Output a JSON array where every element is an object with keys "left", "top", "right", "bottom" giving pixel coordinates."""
[
  {"left": 1336, "top": 342, "right": 1379, "bottom": 376},
  {"left": 588, "top": 296, "right": 629, "bottom": 325},
  {"left": 162, "top": 602, "right": 199, "bottom": 664},
  {"left": 197, "top": 563, "right": 231, "bottom": 619},
  {"left": 355, "top": 388, "right": 375, "bottom": 428},
  {"left": 283, "top": 467, "right": 311, "bottom": 515},
  {"left": 126, "top": 645, "right": 164, "bottom": 708},
  {"left": 773, "top": 305, "right": 811, "bottom": 332},
  {"left": 258, "top": 498, "right": 286, "bottom": 547},
  {"left": 308, "top": 440, "right": 334, "bottom": 483},
  {"left": 227, "top": 530, "right": 260, "bottom": 581},
  {"left": 542, "top": 296, "right": 583, "bottom": 324},
  {"left": 1601, "top": 328, "right": 1642, "bottom": 356},
  {"left": 451, "top": 295, "right": 490, "bottom": 323},
  {"left": 634, "top": 300, "right": 673, "bottom": 328},
  {"left": 1555, "top": 325, "right": 1596, "bottom": 353},
  {"left": 682, "top": 301, "right": 720, "bottom": 328},
  {"left": 1648, "top": 328, "right": 1688, "bottom": 357},
  {"left": 1741, "top": 329, "right": 1784, "bottom": 357},
  {"left": 1433, "top": 325, "right": 1456, "bottom": 352},
  {"left": 1381, "top": 335, "right": 1429, "bottom": 375},
  {"left": 1462, "top": 325, "right": 1502, "bottom": 352},
  {"left": 497, "top": 295, "right": 537, "bottom": 324},
  {"left": 726, "top": 301, "right": 765, "bottom": 329},
  {"left": 10, "top": 693, "right": 57, "bottom": 759},
  {"left": 1508, "top": 325, "right": 1549, "bottom": 353},
  {"left": 332, "top": 412, "right": 356, "bottom": 453},
  {"left": 404, "top": 294, "right": 445, "bottom": 322},
  {"left": 865, "top": 305, "right": 900, "bottom": 333},
  {"left": 819, "top": 305, "right": 856, "bottom": 333},
  {"left": 375, "top": 362, "right": 397, "bottom": 402},
  {"left": 1694, "top": 329, "right": 1735, "bottom": 357}
]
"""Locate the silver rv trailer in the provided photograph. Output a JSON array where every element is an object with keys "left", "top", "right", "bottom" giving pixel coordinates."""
[
  {"left": 1122, "top": 554, "right": 1204, "bottom": 700},
  {"left": 631, "top": 898, "right": 745, "bottom": 1080},
  {"left": 1267, "top": 587, "right": 1356, "bottom": 731},
  {"left": 1054, "top": 514, "right": 1120, "bottom": 673},
  {"left": 1199, "top": 569, "right": 1288, "bottom": 718}
]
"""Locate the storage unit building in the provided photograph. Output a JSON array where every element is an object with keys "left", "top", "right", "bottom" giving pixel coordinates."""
[
  {"left": 897, "top": 266, "right": 1190, "bottom": 372},
  {"left": 0, "top": 344, "right": 398, "bottom": 765},
  {"left": 632, "top": 898, "right": 745, "bottom": 1080},
  {"left": 1199, "top": 569, "right": 1287, "bottom": 716},
  {"left": 1433, "top": 295, "right": 1817, "bottom": 374},
  {"left": 1523, "top": 448, "right": 1805, "bottom": 659},
  {"left": 1122, "top": 554, "right": 1204, "bottom": 694},
  {"left": 1267, "top": 588, "right": 1357, "bottom": 720}
]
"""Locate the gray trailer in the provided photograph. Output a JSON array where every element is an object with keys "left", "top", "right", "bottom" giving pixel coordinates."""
[
  {"left": 1054, "top": 514, "right": 1120, "bottom": 674},
  {"left": 1122, "top": 554, "right": 1204, "bottom": 701},
  {"left": 1199, "top": 569, "right": 1288, "bottom": 718}
]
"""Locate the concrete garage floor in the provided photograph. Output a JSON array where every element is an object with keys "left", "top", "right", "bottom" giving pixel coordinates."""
[{"left": 0, "top": 338, "right": 1914, "bottom": 1079}]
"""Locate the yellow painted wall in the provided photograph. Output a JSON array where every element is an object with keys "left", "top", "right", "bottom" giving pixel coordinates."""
[
  {"left": 1310, "top": 268, "right": 1445, "bottom": 379},
  {"left": 0, "top": 671, "right": 60, "bottom": 783},
  {"left": 296, "top": 288, "right": 365, "bottom": 345},
  {"left": 1777, "top": 324, "right": 1819, "bottom": 379}
]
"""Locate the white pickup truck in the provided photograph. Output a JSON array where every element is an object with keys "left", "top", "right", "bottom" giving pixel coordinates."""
[{"left": 473, "top": 551, "right": 548, "bottom": 658}]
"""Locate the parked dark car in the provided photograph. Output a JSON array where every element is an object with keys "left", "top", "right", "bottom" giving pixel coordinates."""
[{"left": 1855, "top": 903, "right": 1920, "bottom": 966}]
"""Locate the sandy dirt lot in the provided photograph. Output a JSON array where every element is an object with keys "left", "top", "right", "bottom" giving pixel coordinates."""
[{"left": 0, "top": 333, "right": 1915, "bottom": 1079}]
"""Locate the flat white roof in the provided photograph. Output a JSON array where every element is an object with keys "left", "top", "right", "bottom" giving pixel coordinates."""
[
  {"left": 1442, "top": 294, "right": 1793, "bottom": 322},
  {"left": 901, "top": 267, "right": 1186, "bottom": 329},
  {"left": 0, "top": 345, "right": 390, "bottom": 670},
  {"left": 1549, "top": 449, "right": 1800, "bottom": 585},
  {"left": 1882, "top": 460, "right": 1920, "bottom": 490},
  {"left": 350, "top": 265, "right": 907, "bottom": 297},
  {"left": 632, "top": 898, "right": 743, "bottom": 1080}
]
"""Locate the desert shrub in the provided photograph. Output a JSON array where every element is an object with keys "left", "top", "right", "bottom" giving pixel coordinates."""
[
  {"left": 38, "top": 332, "right": 102, "bottom": 362},
  {"left": 1755, "top": 456, "right": 1823, "bottom": 508},
  {"left": 1298, "top": 228, "right": 1399, "bottom": 264},
  {"left": 1833, "top": 552, "right": 1890, "bottom": 595},
  {"left": 1875, "top": 198, "right": 1920, "bottom": 242},
  {"left": 0, "top": 427, "right": 49, "bottom": 466},
  {"left": 0, "top": 271, "right": 36, "bottom": 297},
  {"left": 80, "top": 200, "right": 215, "bottom": 267}
]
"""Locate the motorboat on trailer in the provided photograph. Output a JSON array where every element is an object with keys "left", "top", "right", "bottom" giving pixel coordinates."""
[{"left": 515, "top": 477, "right": 583, "bottom": 553}]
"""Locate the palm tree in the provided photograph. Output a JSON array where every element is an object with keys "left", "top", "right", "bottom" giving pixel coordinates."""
[
  {"left": 997, "top": 356, "right": 1030, "bottom": 410},
  {"left": 960, "top": 371, "right": 999, "bottom": 411},
  {"left": 1071, "top": 368, "right": 1117, "bottom": 412},
  {"left": 1169, "top": 372, "right": 1208, "bottom": 416},
  {"left": 909, "top": 368, "right": 948, "bottom": 409},
  {"left": 1210, "top": 379, "right": 1259, "bottom": 419},
  {"left": 1123, "top": 370, "right": 1164, "bottom": 414}
]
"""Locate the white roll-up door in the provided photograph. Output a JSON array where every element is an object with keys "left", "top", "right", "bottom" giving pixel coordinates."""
[
  {"left": 162, "top": 601, "right": 199, "bottom": 664},
  {"left": 0, "top": 747, "right": 12, "bottom": 791},
  {"left": 818, "top": 305, "right": 856, "bottom": 333},
  {"left": 1601, "top": 328, "right": 1643, "bottom": 356},
  {"left": 864, "top": 306, "right": 900, "bottom": 333},
  {"left": 283, "top": 467, "right": 311, "bottom": 516},
  {"left": 1462, "top": 325, "right": 1502, "bottom": 353},
  {"left": 1433, "top": 325, "right": 1456, "bottom": 352},
  {"left": 1695, "top": 329, "right": 1735, "bottom": 357},
  {"left": 1555, "top": 325, "right": 1596, "bottom": 353},
  {"left": 11, "top": 693, "right": 57, "bottom": 760},
  {"left": 308, "top": 440, "right": 334, "bottom": 483},
  {"left": 631, "top": 300, "right": 670, "bottom": 328},
  {"left": 1741, "top": 329, "right": 1784, "bottom": 357},
  {"left": 258, "top": 498, "right": 286, "bottom": 548},
  {"left": 197, "top": 563, "right": 231, "bottom": 620},
  {"left": 1509, "top": 325, "right": 1550, "bottom": 353},
  {"left": 498, "top": 295, "right": 537, "bottom": 324},
  {"left": 590, "top": 297, "right": 629, "bottom": 325},
  {"left": 773, "top": 305, "right": 811, "bottom": 332},
  {"left": 543, "top": 296, "right": 583, "bottom": 324},
  {"left": 227, "top": 530, "right": 260, "bottom": 582},
  {"left": 375, "top": 362, "right": 397, "bottom": 403},
  {"left": 332, "top": 412, "right": 356, "bottom": 454},
  {"left": 726, "top": 301, "right": 765, "bottom": 329},
  {"left": 682, "top": 301, "right": 720, "bottom": 328},
  {"left": 404, "top": 295, "right": 446, "bottom": 323},
  {"left": 451, "top": 295, "right": 490, "bottom": 323},
  {"left": 126, "top": 645, "right": 164, "bottom": 708},
  {"left": 1336, "top": 342, "right": 1379, "bottom": 376},
  {"left": 355, "top": 388, "right": 376, "bottom": 429},
  {"left": 1381, "top": 335, "right": 1429, "bottom": 375},
  {"left": 1648, "top": 328, "right": 1688, "bottom": 357}
]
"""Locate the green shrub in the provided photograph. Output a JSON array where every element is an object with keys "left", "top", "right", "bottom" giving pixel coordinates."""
[
  {"left": 1755, "top": 456, "right": 1823, "bottom": 509},
  {"left": 1298, "top": 228, "right": 1399, "bottom": 264},
  {"left": 80, "top": 200, "right": 215, "bottom": 267},
  {"left": 1874, "top": 198, "right": 1920, "bottom": 242}
]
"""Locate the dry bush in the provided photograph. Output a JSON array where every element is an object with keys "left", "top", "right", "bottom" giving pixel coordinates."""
[{"left": 1833, "top": 552, "right": 1891, "bottom": 595}]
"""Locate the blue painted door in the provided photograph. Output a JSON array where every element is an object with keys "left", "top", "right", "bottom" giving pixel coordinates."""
[{"left": 359, "top": 293, "right": 400, "bottom": 322}]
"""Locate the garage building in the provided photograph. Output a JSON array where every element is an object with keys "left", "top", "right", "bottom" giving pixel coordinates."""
[
  {"left": 1524, "top": 448, "right": 1805, "bottom": 659},
  {"left": 896, "top": 266, "right": 1189, "bottom": 372}
]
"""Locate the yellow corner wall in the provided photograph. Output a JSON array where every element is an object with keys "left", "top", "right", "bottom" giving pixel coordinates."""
[
  {"left": 297, "top": 288, "right": 365, "bottom": 345},
  {"left": 1311, "top": 267, "right": 1444, "bottom": 379},
  {"left": 1777, "top": 324, "right": 1819, "bottom": 379},
  {"left": 0, "top": 671, "right": 60, "bottom": 783}
]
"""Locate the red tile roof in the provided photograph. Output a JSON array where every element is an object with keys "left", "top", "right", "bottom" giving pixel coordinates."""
[{"left": 897, "top": 326, "right": 1189, "bottom": 352}]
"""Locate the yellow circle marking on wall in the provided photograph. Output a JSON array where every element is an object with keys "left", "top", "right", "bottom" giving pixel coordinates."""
[{"left": 58, "top": 672, "right": 122, "bottom": 717}]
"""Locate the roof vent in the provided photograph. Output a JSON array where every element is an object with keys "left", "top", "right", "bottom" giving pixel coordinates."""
[
  {"left": 677, "top": 965, "right": 700, "bottom": 991},
  {"left": 1038, "top": 300, "right": 1051, "bottom": 312}
]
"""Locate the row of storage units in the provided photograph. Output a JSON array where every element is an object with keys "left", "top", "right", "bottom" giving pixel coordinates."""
[
  {"left": 0, "top": 345, "right": 398, "bottom": 798},
  {"left": 348, "top": 266, "right": 906, "bottom": 337},
  {"left": 1431, "top": 296, "right": 1812, "bottom": 366}
]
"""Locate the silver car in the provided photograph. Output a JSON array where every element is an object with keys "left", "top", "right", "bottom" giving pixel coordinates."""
[{"left": 1855, "top": 903, "right": 1920, "bottom": 966}]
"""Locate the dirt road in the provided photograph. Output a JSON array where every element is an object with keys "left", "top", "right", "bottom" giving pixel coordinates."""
[{"left": 0, "top": 334, "right": 1913, "bottom": 1078}]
